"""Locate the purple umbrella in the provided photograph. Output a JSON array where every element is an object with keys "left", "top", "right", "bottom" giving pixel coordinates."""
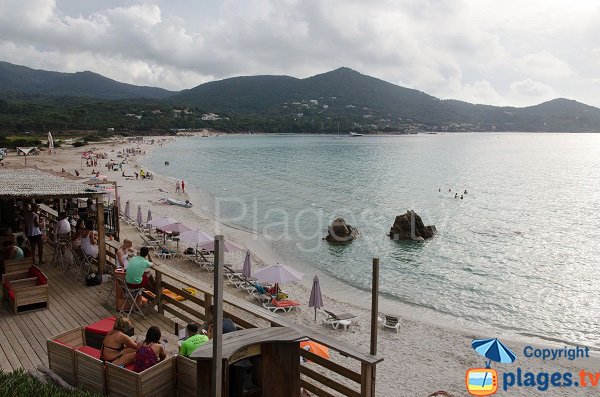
[
  {"left": 309, "top": 275, "right": 323, "bottom": 321},
  {"left": 136, "top": 205, "right": 143, "bottom": 225},
  {"left": 160, "top": 222, "right": 192, "bottom": 233},
  {"left": 147, "top": 209, "right": 152, "bottom": 223},
  {"left": 124, "top": 200, "right": 130, "bottom": 218},
  {"left": 242, "top": 250, "right": 251, "bottom": 278}
]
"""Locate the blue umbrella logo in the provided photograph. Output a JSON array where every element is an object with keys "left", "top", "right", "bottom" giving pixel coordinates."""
[{"left": 471, "top": 338, "right": 516, "bottom": 389}]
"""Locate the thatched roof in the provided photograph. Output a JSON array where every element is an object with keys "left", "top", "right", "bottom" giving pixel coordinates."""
[{"left": 0, "top": 168, "right": 106, "bottom": 199}]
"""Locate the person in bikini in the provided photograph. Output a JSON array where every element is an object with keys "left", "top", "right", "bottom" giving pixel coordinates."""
[
  {"left": 133, "top": 326, "right": 166, "bottom": 372},
  {"left": 101, "top": 316, "right": 139, "bottom": 365}
]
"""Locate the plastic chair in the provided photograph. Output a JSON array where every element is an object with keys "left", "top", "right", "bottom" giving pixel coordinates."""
[{"left": 117, "top": 277, "right": 145, "bottom": 317}]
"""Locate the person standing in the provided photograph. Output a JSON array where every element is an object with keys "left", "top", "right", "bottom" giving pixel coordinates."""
[
  {"left": 24, "top": 204, "right": 44, "bottom": 265},
  {"left": 181, "top": 180, "right": 185, "bottom": 193},
  {"left": 175, "top": 180, "right": 181, "bottom": 193}
]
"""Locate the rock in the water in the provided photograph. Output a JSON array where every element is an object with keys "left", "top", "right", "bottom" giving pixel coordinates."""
[
  {"left": 389, "top": 210, "right": 436, "bottom": 241},
  {"left": 325, "top": 218, "right": 359, "bottom": 244}
]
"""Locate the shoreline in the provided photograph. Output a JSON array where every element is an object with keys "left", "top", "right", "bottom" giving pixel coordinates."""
[{"left": 8, "top": 137, "right": 600, "bottom": 396}]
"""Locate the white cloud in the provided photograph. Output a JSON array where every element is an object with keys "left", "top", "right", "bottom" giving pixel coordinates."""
[{"left": 0, "top": 0, "right": 598, "bottom": 107}]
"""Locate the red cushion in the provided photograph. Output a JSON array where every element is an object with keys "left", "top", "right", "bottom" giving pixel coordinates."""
[
  {"left": 125, "top": 363, "right": 135, "bottom": 371},
  {"left": 8, "top": 289, "right": 15, "bottom": 301},
  {"left": 77, "top": 345, "right": 102, "bottom": 359},
  {"left": 28, "top": 266, "right": 47, "bottom": 285},
  {"left": 3, "top": 280, "right": 9, "bottom": 289},
  {"left": 85, "top": 316, "right": 117, "bottom": 335}
]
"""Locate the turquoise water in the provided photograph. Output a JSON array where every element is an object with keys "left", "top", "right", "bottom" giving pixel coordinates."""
[{"left": 145, "top": 133, "right": 600, "bottom": 346}]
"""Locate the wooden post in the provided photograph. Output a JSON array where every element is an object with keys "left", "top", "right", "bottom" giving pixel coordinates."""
[
  {"left": 156, "top": 271, "right": 163, "bottom": 315},
  {"left": 204, "top": 292, "right": 213, "bottom": 323},
  {"left": 361, "top": 362, "right": 376, "bottom": 397},
  {"left": 114, "top": 181, "right": 120, "bottom": 241},
  {"left": 96, "top": 198, "right": 106, "bottom": 274},
  {"left": 211, "top": 235, "right": 224, "bottom": 397},
  {"left": 370, "top": 258, "right": 379, "bottom": 356}
]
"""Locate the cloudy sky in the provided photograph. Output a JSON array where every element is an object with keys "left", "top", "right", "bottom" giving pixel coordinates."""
[{"left": 1, "top": 0, "right": 599, "bottom": 107}]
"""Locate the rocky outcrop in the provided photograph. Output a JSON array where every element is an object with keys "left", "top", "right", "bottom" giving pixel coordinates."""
[
  {"left": 389, "top": 210, "right": 436, "bottom": 241},
  {"left": 325, "top": 218, "right": 359, "bottom": 244}
]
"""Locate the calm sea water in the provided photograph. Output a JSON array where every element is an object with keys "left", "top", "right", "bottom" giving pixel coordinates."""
[{"left": 145, "top": 133, "right": 600, "bottom": 346}]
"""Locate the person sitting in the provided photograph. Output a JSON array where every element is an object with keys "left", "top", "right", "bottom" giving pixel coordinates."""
[
  {"left": 16, "top": 236, "right": 32, "bottom": 258},
  {"left": 100, "top": 316, "right": 139, "bottom": 365},
  {"left": 179, "top": 323, "right": 209, "bottom": 357},
  {"left": 125, "top": 246, "right": 155, "bottom": 291},
  {"left": 3, "top": 240, "right": 24, "bottom": 260},
  {"left": 80, "top": 220, "right": 98, "bottom": 258},
  {"left": 116, "top": 239, "right": 133, "bottom": 269},
  {"left": 53, "top": 212, "right": 71, "bottom": 241},
  {"left": 72, "top": 218, "right": 85, "bottom": 244},
  {"left": 133, "top": 326, "right": 166, "bottom": 372}
]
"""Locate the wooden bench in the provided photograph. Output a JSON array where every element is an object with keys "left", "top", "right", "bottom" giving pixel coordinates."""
[
  {"left": 3, "top": 257, "right": 33, "bottom": 275},
  {"left": 47, "top": 327, "right": 87, "bottom": 386},
  {"left": 177, "top": 355, "right": 198, "bottom": 397},
  {"left": 2, "top": 265, "right": 48, "bottom": 313},
  {"left": 106, "top": 355, "right": 177, "bottom": 397}
]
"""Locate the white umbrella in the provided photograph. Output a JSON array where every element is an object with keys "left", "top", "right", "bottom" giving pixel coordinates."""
[
  {"left": 124, "top": 200, "right": 130, "bottom": 218},
  {"left": 196, "top": 239, "right": 243, "bottom": 253},
  {"left": 48, "top": 132, "right": 54, "bottom": 154},
  {"left": 136, "top": 205, "right": 143, "bottom": 225},
  {"left": 178, "top": 230, "right": 212, "bottom": 245},
  {"left": 254, "top": 263, "right": 304, "bottom": 284},
  {"left": 147, "top": 209, "right": 152, "bottom": 223}
]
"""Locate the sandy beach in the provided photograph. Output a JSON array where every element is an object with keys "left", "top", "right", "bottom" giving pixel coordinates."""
[{"left": 5, "top": 136, "right": 600, "bottom": 397}]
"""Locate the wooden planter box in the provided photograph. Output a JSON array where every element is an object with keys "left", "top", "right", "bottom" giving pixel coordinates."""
[
  {"left": 2, "top": 265, "right": 48, "bottom": 313},
  {"left": 2, "top": 257, "right": 33, "bottom": 275},
  {"left": 106, "top": 355, "right": 177, "bottom": 397},
  {"left": 47, "top": 327, "right": 86, "bottom": 386},
  {"left": 75, "top": 348, "right": 106, "bottom": 395},
  {"left": 177, "top": 355, "right": 198, "bottom": 397}
]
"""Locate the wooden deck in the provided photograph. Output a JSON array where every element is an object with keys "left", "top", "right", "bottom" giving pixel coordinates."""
[{"left": 0, "top": 258, "right": 174, "bottom": 373}]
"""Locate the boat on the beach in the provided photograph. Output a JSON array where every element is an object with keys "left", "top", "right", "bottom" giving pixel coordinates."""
[
  {"left": 166, "top": 198, "right": 193, "bottom": 208},
  {"left": 348, "top": 132, "right": 363, "bottom": 137}
]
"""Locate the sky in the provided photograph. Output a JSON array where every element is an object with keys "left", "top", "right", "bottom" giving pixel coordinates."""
[{"left": 0, "top": 0, "right": 599, "bottom": 107}]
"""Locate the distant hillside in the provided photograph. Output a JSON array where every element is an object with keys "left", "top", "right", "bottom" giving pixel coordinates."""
[
  {"left": 171, "top": 67, "right": 600, "bottom": 132},
  {"left": 0, "top": 61, "right": 174, "bottom": 100}
]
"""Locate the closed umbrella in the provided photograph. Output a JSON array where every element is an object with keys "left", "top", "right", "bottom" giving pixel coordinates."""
[
  {"left": 242, "top": 250, "right": 251, "bottom": 278},
  {"left": 147, "top": 209, "right": 152, "bottom": 223},
  {"left": 309, "top": 275, "right": 323, "bottom": 321},
  {"left": 124, "top": 200, "right": 130, "bottom": 218},
  {"left": 48, "top": 132, "right": 54, "bottom": 154},
  {"left": 136, "top": 205, "right": 143, "bottom": 226}
]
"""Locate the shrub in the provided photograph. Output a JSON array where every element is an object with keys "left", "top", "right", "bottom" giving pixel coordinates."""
[
  {"left": 0, "top": 369, "right": 100, "bottom": 396},
  {"left": 72, "top": 141, "right": 86, "bottom": 148}
]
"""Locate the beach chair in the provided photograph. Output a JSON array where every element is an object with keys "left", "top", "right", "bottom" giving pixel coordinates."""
[
  {"left": 262, "top": 297, "right": 300, "bottom": 313},
  {"left": 250, "top": 283, "right": 272, "bottom": 303},
  {"left": 139, "top": 234, "right": 160, "bottom": 249},
  {"left": 382, "top": 314, "right": 401, "bottom": 333},
  {"left": 322, "top": 310, "right": 357, "bottom": 331}
]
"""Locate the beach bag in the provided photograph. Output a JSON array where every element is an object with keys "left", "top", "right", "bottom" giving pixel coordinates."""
[{"left": 85, "top": 272, "right": 102, "bottom": 286}]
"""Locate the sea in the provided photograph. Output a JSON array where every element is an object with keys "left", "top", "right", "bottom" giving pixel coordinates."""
[{"left": 144, "top": 133, "right": 600, "bottom": 347}]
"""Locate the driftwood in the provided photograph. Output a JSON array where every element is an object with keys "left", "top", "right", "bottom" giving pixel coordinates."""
[
  {"left": 27, "top": 368, "right": 47, "bottom": 385},
  {"left": 37, "top": 366, "right": 76, "bottom": 391}
]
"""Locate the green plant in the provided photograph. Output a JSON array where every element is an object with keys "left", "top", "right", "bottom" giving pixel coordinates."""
[
  {"left": 72, "top": 141, "right": 86, "bottom": 148},
  {"left": 0, "top": 369, "right": 100, "bottom": 397}
]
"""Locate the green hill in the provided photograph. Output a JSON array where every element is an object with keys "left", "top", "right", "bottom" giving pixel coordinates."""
[{"left": 0, "top": 61, "right": 174, "bottom": 100}]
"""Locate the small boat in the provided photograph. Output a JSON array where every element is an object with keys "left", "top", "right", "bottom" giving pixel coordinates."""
[
  {"left": 348, "top": 132, "right": 363, "bottom": 137},
  {"left": 166, "top": 198, "right": 193, "bottom": 208}
]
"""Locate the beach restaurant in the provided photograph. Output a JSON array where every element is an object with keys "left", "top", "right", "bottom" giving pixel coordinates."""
[{"left": 0, "top": 167, "right": 383, "bottom": 396}]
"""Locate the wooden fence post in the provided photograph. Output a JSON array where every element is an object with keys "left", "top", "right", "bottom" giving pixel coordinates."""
[{"left": 211, "top": 235, "right": 224, "bottom": 397}]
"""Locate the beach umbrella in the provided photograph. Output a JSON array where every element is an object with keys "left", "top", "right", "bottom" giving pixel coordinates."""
[
  {"left": 160, "top": 222, "right": 193, "bottom": 233},
  {"left": 148, "top": 216, "right": 177, "bottom": 228},
  {"left": 196, "top": 239, "right": 243, "bottom": 253},
  {"left": 136, "top": 205, "right": 143, "bottom": 225},
  {"left": 48, "top": 132, "right": 54, "bottom": 154},
  {"left": 471, "top": 338, "right": 516, "bottom": 388},
  {"left": 116, "top": 195, "right": 121, "bottom": 212},
  {"left": 124, "top": 201, "right": 130, "bottom": 219},
  {"left": 242, "top": 250, "right": 251, "bottom": 278},
  {"left": 254, "top": 263, "right": 303, "bottom": 285},
  {"left": 300, "top": 340, "right": 329, "bottom": 360},
  {"left": 308, "top": 275, "right": 323, "bottom": 321},
  {"left": 147, "top": 209, "right": 152, "bottom": 223},
  {"left": 178, "top": 230, "right": 212, "bottom": 245}
]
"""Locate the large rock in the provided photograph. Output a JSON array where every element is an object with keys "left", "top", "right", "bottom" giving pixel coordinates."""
[
  {"left": 389, "top": 210, "right": 436, "bottom": 241},
  {"left": 325, "top": 218, "right": 359, "bottom": 244}
]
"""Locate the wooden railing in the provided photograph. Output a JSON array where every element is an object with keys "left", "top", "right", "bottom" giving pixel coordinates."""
[{"left": 151, "top": 265, "right": 381, "bottom": 397}]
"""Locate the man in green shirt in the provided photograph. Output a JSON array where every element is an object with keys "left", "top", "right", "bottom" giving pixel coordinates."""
[
  {"left": 125, "top": 246, "right": 154, "bottom": 289},
  {"left": 179, "top": 323, "right": 210, "bottom": 357}
]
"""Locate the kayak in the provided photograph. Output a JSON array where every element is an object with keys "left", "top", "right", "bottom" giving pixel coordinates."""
[{"left": 166, "top": 198, "right": 192, "bottom": 208}]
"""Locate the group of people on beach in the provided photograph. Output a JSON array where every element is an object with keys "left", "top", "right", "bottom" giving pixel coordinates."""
[{"left": 175, "top": 180, "right": 185, "bottom": 193}]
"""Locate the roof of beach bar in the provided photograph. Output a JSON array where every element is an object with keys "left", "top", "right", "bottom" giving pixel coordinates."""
[{"left": 0, "top": 168, "right": 106, "bottom": 199}]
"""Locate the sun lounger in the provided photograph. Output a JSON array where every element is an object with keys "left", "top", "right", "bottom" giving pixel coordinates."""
[
  {"left": 139, "top": 234, "right": 160, "bottom": 249},
  {"left": 382, "top": 314, "right": 401, "bottom": 333},
  {"left": 263, "top": 297, "right": 300, "bottom": 313},
  {"left": 322, "top": 310, "right": 357, "bottom": 331}
]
